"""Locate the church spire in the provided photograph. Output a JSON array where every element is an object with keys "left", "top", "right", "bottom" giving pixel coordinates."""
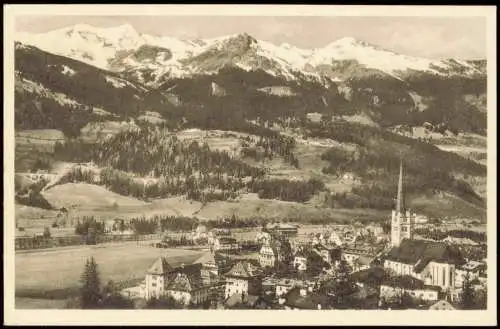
[{"left": 396, "top": 159, "right": 405, "bottom": 214}]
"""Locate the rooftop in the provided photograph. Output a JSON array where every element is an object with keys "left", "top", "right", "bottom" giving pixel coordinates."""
[
  {"left": 225, "top": 293, "right": 260, "bottom": 309},
  {"left": 193, "top": 251, "right": 230, "bottom": 267},
  {"left": 283, "top": 287, "right": 329, "bottom": 310},
  {"left": 459, "top": 260, "right": 486, "bottom": 271},
  {"left": 217, "top": 237, "right": 238, "bottom": 244},
  {"left": 381, "top": 274, "right": 442, "bottom": 292},
  {"left": 385, "top": 239, "right": 466, "bottom": 272},
  {"left": 147, "top": 256, "right": 202, "bottom": 277},
  {"left": 166, "top": 272, "right": 204, "bottom": 292},
  {"left": 225, "top": 260, "right": 262, "bottom": 279},
  {"left": 146, "top": 257, "right": 173, "bottom": 275}
]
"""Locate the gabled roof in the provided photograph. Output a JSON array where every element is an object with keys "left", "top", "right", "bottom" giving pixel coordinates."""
[
  {"left": 193, "top": 252, "right": 229, "bottom": 267},
  {"left": 147, "top": 257, "right": 173, "bottom": 275},
  {"left": 225, "top": 261, "right": 261, "bottom": 279},
  {"left": 355, "top": 255, "right": 374, "bottom": 266},
  {"left": 166, "top": 272, "right": 204, "bottom": 292},
  {"left": 385, "top": 239, "right": 466, "bottom": 272}
]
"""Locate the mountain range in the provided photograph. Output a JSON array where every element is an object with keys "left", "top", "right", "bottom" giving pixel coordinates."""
[{"left": 16, "top": 23, "right": 486, "bottom": 87}]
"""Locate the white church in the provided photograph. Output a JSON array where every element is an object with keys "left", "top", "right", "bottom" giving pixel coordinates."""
[{"left": 383, "top": 161, "right": 466, "bottom": 290}]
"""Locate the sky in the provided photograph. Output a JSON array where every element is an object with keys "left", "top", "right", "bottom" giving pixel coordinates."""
[{"left": 15, "top": 15, "right": 487, "bottom": 60}]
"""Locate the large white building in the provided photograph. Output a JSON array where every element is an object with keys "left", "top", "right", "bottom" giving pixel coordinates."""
[
  {"left": 384, "top": 161, "right": 466, "bottom": 292},
  {"left": 224, "top": 261, "right": 263, "bottom": 299},
  {"left": 143, "top": 256, "right": 211, "bottom": 305}
]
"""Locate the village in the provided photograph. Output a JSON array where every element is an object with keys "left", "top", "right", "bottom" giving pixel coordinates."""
[{"left": 111, "top": 162, "right": 488, "bottom": 310}]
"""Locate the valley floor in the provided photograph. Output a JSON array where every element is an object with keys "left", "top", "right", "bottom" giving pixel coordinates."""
[{"left": 15, "top": 243, "right": 204, "bottom": 308}]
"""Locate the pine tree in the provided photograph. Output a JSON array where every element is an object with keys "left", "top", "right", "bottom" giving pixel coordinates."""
[
  {"left": 460, "top": 272, "right": 475, "bottom": 310},
  {"left": 79, "top": 256, "right": 102, "bottom": 309},
  {"left": 332, "top": 259, "right": 356, "bottom": 307},
  {"left": 101, "top": 280, "right": 134, "bottom": 309}
]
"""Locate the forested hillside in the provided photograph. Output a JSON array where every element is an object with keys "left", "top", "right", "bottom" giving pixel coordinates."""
[
  {"left": 15, "top": 43, "right": 177, "bottom": 137},
  {"left": 13, "top": 42, "right": 488, "bottom": 221}
]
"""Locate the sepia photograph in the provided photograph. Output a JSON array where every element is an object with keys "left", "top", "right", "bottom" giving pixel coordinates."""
[{"left": 3, "top": 4, "right": 497, "bottom": 326}]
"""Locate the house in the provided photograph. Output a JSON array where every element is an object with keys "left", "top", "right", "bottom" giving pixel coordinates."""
[
  {"left": 341, "top": 245, "right": 377, "bottom": 268},
  {"left": 164, "top": 271, "right": 211, "bottom": 306},
  {"left": 293, "top": 249, "right": 309, "bottom": 271},
  {"left": 212, "top": 237, "right": 239, "bottom": 252},
  {"left": 193, "top": 252, "right": 232, "bottom": 285},
  {"left": 143, "top": 256, "right": 205, "bottom": 301},
  {"left": 266, "top": 223, "right": 298, "bottom": 239},
  {"left": 441, "top": 236, "right": 478, "bottom": 246},
  {"left": 293, "top": 247, "right": 327, "bottom": 274},
  {"left": 352, "top": 255, "right": 375, "bottom": 272},
  {"left": 207, "top": 229, "right": 231, "bottom": 246},
  {"left": 312, "top": 244, "right": 341, "bottom": 265},
  {"left": 275, "top": 278, "right": 315, "bottom": 297},
  {"left": 429, "top": 299, "right": 456, "bottom": 310},
  {"left": 328, "top": 230, "right": 344, "bottom": 246},
  {"left": 224, "top": 261, "right": 263, "bottom": 299},
  {"left": 380, "top": 275, "right": 441, "bottom": 302},
  {"left": 384, "top": 239, "right": 466, "bottom": 290},
  {"left": 224, "top": 292, "right": 273, "bottom": 309},
  {"left": 257, "top": 86, "right": 295, "bottom": 97},
  {"left": 259, "top": 242, "right": 280, "bottom": 268},
  {"left": 312, "top": 233, "right": 328, "bottom": 246},
  {"left": 454, "top": 260, "right": 486, "bottom": 288},
  {"left": 259, "top": 238, "right": 291, "bottom": 268},
  {"left": 281, "top": 286, "right": 330, "bottom": 310},
  {"left": 192, "top": 224, "right": 208, "bottom": 242},
  {"left": 306, "top": 112, "right": 323, "bottom": 123},
  {"left": 255, "top": 230, "right": 272, "bottom": 245}
]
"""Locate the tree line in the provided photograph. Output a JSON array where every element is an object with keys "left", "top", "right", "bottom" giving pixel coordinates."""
[{"left": 413, "top": 228, "right": 486, "bottom": 244}]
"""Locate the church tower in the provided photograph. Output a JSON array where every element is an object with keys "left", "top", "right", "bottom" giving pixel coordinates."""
[{"left": 390, "top": 160, "right": 415, "bottom": 246}]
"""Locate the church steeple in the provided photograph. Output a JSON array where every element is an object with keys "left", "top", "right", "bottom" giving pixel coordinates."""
[
  {"left": 396, "top": 159, "right": 405, "bottom": 214},
  {"left": 390, "top": 158, "right": 414, "bottom": 247}
]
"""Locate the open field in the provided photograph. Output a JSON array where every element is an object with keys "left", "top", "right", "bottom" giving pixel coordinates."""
[
  {"left": 42, "top": 183, "right": 148, "bottom": 209},
  {"left": 16, "top": 129, "right": 66, "bottom": 144},
  {"left": 195, "top": 196, "right": 389, "bottom": 222},
  {"left": 15, "top": 297, "right": 69, "bottom": 309},
  {"left": 15, "top": 243, "right": 203, "bottom": 302},
  {"left": 80, "top": 120, "right": 138, "bottom": 143},
  {"left": 15, "top": 129, "right": 64, "bottom": 171},
  {"left": 410, "top": 192, "right": 486, "bottom": 222}
]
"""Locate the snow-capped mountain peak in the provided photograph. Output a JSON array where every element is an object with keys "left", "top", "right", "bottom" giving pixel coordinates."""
[{"left": 15, "top": 24, "right": 484, "bottom": 87}]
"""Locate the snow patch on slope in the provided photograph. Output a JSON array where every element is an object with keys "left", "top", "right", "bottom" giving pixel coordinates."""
[{"left": 16, "top": 77, "right": 80, "bottom": 107}]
